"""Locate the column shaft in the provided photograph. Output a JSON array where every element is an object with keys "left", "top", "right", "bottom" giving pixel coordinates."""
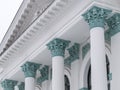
[
  {"left": 90, "top": 27, "right": 107, "bottom": 90},
  {"left": 52, "top": 56, "right": 64, "bottom": 90},
  {"left": 71, "top": 60, "right": 79, "bottom": 90},
  {"left": 25, "top": 77, "right": 35, "bottom": 90},
  {"left": 46, "top": 38, "right": 70, "bottom": 90}
]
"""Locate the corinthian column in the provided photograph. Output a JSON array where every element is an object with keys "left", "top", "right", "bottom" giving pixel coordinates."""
[
  {"left": 21, "top": 62, "right": 40, "bottom": 90},
  {"left": 37, "top": 66, "right": 49, "bottom": 90},
  {"left": 67, "top": 43, "right": 80, "bottom": 90},
  {"left": 82, "top": 6, "right": 111, "bottom": 90},
  {"left": 107, "top": 13, "right": 120, "bottom": 90},
  {"left": 1, "top": 79, "right": 17, "bottom": 90},
  {"left": 46, "top": 38, "right": 70, "bottom": 90}
]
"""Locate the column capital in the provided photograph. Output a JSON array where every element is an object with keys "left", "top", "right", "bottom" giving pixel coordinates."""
[
  {"left": 82, "top": 43, "right": 90, "bottom": 59},
  {"left": 37, "top": 66, "right": 49, "bottom": 83},
  {"left": 46, "top": 38, "right": 70, "bottom": 57},
  {"left": 105, "top": 30, "right": 111, "bottom": 42},
  {"left": 1, "top": 79, "right": 17, "bottom": 90},
  {"left": 65, "top": 43, "right": 80, "bottom": 66},
  {"left": 79, "top": 87, "right": 88, "bottom": 90},
  {"left": 107, "top": 13, "right": 120, "bottom": 36},
  {"left": 21, "top": 61, "right": 41, "bottom": 78},
  {"left": 18, "top": 82, "right": 24, "bottom": 90},
  {"left": 82, "top": 6, "right": 111, "bottom": 29},
  {"left": 67, "top": 43, "right": 80, "bottom": 60},
  {"left": 64, "top": 56, "right": 72, "bottom": 66}
]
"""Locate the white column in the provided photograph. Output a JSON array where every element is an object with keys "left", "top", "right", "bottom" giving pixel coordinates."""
[
  {"left": 71, "top": 60, "right": 80, "bottom": 90},
  {"left": 37, "top": 66, "right": 49, "bottom": 90},
  {"left": 107, "top": 13, "right": 120, "bottom": 90},
  {"left": 52, "top": 56, "right": 64, "bottom": 90},
  {"left": 90, "top": 27, "right": 107, "bottom": 90},
  {"left": 42, "top": 80, "right": 49, "bottom": 90},
  {"left": 66, "top": 43, "right": 80, "bottom": 90},
  {"left": 25, "top": 77, "right": 35, "bottom": 90},
  {"left": 82, "top": 6, "right": 112, "bottom": 90},
  {"left": 46, "top": 38, "right": 70, "bottom": 90},
  {"left": 21, "top": 62, "right": 40, "bottom": 90}
]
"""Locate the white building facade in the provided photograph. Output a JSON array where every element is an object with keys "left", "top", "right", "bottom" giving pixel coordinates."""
[{"left": 0, "top": 0, "right": 120, "bottom": 90}]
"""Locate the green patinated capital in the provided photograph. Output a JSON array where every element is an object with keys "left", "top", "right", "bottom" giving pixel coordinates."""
[
  {"left": 105, "top": 30, "right": 111, "bottom": 42},
  {"left": 108, "top": 73, "right": 112, "bottom": 81},
  {"left": 21, "top": 61, "right": 41, "bottom": 78},
  {"left": 82, "top": 43, "right": 90, "bottom": 59},
  {"left": 80, "top": 87, "right": 89, "bottom": 90},
  {"left": 65, "top": 43, "right": 80, "bottom": 66},
  {"left": 67, "top": 43, "right": 80, "bottom": 60},
  {"left": 1, "top": 79, "right": 17, "bottom": 90},
  {"left": 46, "top": 38, "right": 70, "bottom": 57},
  {"left": 64, "top": 56, "right": 72, "bottom": 66},
  {"left": 82, "top": 6, "right": 111, "bottom": 29},
  {"left": 18, "top": 82, "right": 24, "bottom": 90},
  {"left": 107, "top": 13, "right": 120, "bottom": 36},
  {"left": 37, "top": 66, "right": 49, "bottom": 83}
]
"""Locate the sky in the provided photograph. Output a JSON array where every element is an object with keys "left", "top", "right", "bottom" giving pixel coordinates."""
[{"left": 0, "top": 0, "right": 23, "bottom": 44}]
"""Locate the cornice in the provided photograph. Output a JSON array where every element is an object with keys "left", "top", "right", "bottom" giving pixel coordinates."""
[
  {"left": 0, "top": 0, "right": 54, "bottom": 56},
  {"left": 0, "top": 0, "right": 74, "bottom": 80},
  {"left": 0, "top": 0, "right": 31, "bottom": 56}
]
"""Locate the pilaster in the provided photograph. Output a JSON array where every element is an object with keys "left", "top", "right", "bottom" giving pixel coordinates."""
[{"left": 21, "top": 61, "right": 41, "bottom": 78}]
